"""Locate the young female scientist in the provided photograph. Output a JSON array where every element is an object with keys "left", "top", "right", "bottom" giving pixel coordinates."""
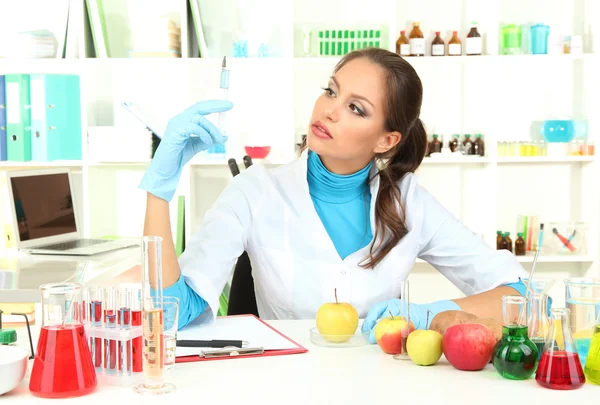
[{"left": 139, "top": 48, "right": 527, "bottom": 342}]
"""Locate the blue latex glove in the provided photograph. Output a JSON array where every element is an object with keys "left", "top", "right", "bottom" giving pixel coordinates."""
[
  {"left": 139, "top": 100, "right": 234, "bottom": 202},
  {"left": 362, "top": 299, "right": 461, "bottom": 344}
]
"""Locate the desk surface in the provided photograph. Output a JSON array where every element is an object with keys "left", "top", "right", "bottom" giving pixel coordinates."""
[{"left": 6, "top": 319, "right": 597, "bottom": 404}]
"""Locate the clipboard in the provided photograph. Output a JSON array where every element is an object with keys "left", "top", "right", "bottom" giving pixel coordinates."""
[{"left": 175, "top": 315, "right": 308, "bottom": 363}]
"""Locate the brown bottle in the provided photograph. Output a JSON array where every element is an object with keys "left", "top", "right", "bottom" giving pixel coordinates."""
[
  {"left": 450, "top": 134, "right": 460, "bottom": 152},
  {"left": 496, "top": 230, "right": 503, "bottom": 250},
  {"left": 515, "top": 233, "right": 526, "bottom": 256},
  {"left": 396, "top": 30, "right": 410, "bottom": 56},
  {"left": 499, "top": 233, "right": 509, "bottom": 250},
  {"left": 409, "top": 22, "right": 425, "bottom": 56},
  {"left": 463, "top": 134, "right": 474, "bottom": 155},
  {"left": 465, "top": 22, "right": 482, "bottom": 55},
  {"left": 505, "top": 232, "right": 513, "bottom": 253},
  {"left": 448, "top": 31, "right": 462, "bottom": 56},
  {"left": 473, "top": 133, "right": 485, "bottom": 157},
  {"left": 431, "top": 31, "right": 445, "bottom": 56},
  {"left": 429, "top": 134, "right": 442, "bottom": 154}
]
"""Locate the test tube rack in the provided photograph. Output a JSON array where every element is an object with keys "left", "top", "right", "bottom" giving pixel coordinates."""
[{"left": 84, "top": 286, "right": 144, "bottom": 378}]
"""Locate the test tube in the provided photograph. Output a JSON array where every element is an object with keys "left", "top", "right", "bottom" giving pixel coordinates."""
[
  {"left": 88, "top": 286, "right": 103, "bottom": 370},
  {"left": 131, "top": 286, "right": 143, "bottom": 373},
  {"left": 134, "top": 236, "right": 174, "bottom": 394},
  {"left": 393, "top": 280, "right": 411, "bottom": 360},
  {"left": 104, "top": 286, "right": 117, "bottom": 375},
  {"left": 118, "top": 288, "right": 132, "bottom": 376}
]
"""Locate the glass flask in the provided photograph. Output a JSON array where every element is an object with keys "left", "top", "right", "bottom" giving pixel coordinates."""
[
  {"left": 492, "top": 295, "right": 539, "bottom": 380},
  {"left": 564, "top": 278, "right": 600, "bottom": 368},
  {"left": 583, "top": 309, "right": 600, "bottom": 384},
  {"left": 536, "top": 308, "right": 586, "bottom": 390},
  {"left": 29, "top": 283, "right": 97, "bottom": 398},
  {"left": 527, "top": 292, "right": 550, "bottom": 360}
]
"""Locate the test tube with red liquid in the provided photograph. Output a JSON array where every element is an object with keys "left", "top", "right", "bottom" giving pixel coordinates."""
[
  {"left": 118, "top": 288, "right": 132, "bottom": 376},
  {"left": 131, "top": 287, "right": 143, "bottom": 372},
  {"left": 88, "top": 286, "right": 103, "bottom": 370},
  {"left": 104, "top": 287, "right": 117, "bottom": 375}
]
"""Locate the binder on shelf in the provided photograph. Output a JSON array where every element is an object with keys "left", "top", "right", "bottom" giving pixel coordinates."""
[
  {"left": 5, "top": 74, "right": 32, "bottom": 162},
  {"left": 0, "top": 75, "right": 7, "bottom": 161},
  {"left": 30, "top": 74, "right": 82, "bottom": 161},
  {"left": 175, "top": 314, "right": 308, "bottom": 363}
]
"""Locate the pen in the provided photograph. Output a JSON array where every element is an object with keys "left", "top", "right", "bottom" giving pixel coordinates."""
[{"left": 176, "top": 339, "right": 245, "bottom": 348}]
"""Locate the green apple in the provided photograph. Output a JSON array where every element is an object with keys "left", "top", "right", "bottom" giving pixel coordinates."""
[
  {"left": 406, "top": 329, "right": 443, "bottom": 366},
  {"left": 316, "top": 289, "right": 358, "bottom": 342}
]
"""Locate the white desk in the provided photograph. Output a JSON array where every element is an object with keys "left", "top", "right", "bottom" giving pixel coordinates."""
[
  {"left": 0, "top": 246, "right": 141, "bottom": 302},
  {"left": 5, "top": 319, "right": 597, "bottom": 404}
]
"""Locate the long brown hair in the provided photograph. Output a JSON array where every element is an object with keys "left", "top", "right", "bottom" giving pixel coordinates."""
[{"left": 333, "top": 48, "right": 428, "bottom": 268}]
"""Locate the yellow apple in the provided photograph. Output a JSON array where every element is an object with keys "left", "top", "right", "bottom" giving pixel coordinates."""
[
  {"left": 375, "top": 315, "right": 415, "bottom": 355},
  {"left": 406, "top": 329, "right": 443, "bottom": 366},
  {"left": 316, "top": 289, "right": 358, "bottom": 342}
]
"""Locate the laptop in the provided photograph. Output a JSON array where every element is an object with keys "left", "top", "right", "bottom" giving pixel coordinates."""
[{"left": 6, "top": 168, "right": 139, "bottom": 256}]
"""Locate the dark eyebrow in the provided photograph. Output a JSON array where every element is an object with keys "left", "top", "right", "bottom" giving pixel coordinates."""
[{"left": 330, "top": 76, "right": 374, "bottom": 109}]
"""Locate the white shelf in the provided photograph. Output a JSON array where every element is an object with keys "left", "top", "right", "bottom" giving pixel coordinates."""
[
  {"left": 422, "top": 156, "right": 492, "bottom": 164},
  {"left": 515, "top": 254, "right": 596, "bottom": 263},
  {"left": 415, "top": 255, "right": 595, "bottom": 265},
  {"left": 497, "top": 156, "right": 595, "bottom": 163},
  {"left": 0, "top": 160, "right": 84, "bottom": 168}
]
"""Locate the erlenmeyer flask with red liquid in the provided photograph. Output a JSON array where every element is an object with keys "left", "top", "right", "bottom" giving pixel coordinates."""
[
  {"left": 535, "top": 307, "right": 586, "bottom": 390},
  {"left": 29, "top": 283, "right": 97, "bottom": 398}
]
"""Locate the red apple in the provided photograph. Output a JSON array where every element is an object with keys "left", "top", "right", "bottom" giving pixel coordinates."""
[
  {"left": 375, "top": 315, "right": 416, "bottom": 355},
  {"left": 442, "top": 323, "right": 496, "bottom": 371}
]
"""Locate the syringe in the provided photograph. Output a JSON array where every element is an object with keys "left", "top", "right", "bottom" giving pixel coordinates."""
[{"left": 218, "top": 56, "right": 230, "bottom": 134}]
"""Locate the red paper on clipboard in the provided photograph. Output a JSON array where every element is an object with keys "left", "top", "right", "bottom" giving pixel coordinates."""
[{"left": 175, "top": 315, "right": 308, "bottom": 363}]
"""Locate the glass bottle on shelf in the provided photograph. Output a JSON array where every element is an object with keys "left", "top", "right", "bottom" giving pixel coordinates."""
[
  {"left": 505, "top": 232, "right": 513, "bottom": 252},
  {"left": 429, "top": 134, "right": 442, "bottom": 154},
  {"left": 496, "top": 230, "right": 503, "bottom": 250},
  {"left": 462, "top": 134, "right": 474, "bottom": 155},
  {"left": 499, "top": 233, "right": 509, "bottom": 250},
  {"left": 450, "top": 134, "right": 460, "bottom": 152},
  {"left": 536, "top": 308, "right": 586, "bottom": 390},
  {"left": 432, "top": 31, "right": 445, "bottom": 56},
  {"left": 409, "top": 22, "right": 425, "bottom": 56},
  {"left": 474, "top": 134, "right": 485, "bottom": 156},
  {"left": 466, "top": 22, "right": 482, "bottom": 55},
  {"left": 448, "top": 31, "right": 462, "bottom": 56},
  {"left": 515, "top": 233, "right": 526, "bottom": 256},
  {"left": 396, "top": 31, "right": 410, "bottom": 56},
  {"left": 492, "top": 295, "right": 539, "bottom": 380},
  {"left": 527, "top": 292, "right": 550, "bottom": 360}
]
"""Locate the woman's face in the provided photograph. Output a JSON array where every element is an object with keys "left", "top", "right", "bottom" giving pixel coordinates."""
[{"left": 307, "top": 57, "right": 401, "bottom": 174}]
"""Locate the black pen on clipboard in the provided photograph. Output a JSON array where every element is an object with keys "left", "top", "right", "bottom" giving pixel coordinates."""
[{"left": 176, "top": 339, "right": 248, "bottom": 348}]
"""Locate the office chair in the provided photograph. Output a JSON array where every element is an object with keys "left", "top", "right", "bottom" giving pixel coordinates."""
[{"left": 226, "top": 157, "right": 259, "bottom": 317}]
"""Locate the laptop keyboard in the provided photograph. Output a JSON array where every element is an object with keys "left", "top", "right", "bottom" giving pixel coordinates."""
[{"left": 35, "top": 239, "right": 110, "bottom": 251}]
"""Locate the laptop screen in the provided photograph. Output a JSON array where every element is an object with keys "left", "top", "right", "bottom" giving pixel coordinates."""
[{"left": 10, "top": 172, "right": 77, "bottom": 242}]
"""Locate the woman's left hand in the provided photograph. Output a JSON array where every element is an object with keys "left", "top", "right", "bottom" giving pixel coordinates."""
[
  {"left": 362, "top": 299, "right": 431, "bottom": 343},
  {"left": 362, "top": 298, "right": 462, "bottom": 343}
]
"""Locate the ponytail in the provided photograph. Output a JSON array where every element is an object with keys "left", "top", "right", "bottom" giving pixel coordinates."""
[{"left": 361, "top": 119, "right": 427, "bottom": 268}]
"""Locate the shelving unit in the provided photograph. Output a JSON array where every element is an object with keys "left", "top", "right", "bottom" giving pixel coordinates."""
[{"left": 1, "top": 0, "right": 599, "bottom": 303}]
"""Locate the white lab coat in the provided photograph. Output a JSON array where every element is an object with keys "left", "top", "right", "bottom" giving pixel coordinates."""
[{"left": 179, "top": 150, "right": 527, "bottom": 321}]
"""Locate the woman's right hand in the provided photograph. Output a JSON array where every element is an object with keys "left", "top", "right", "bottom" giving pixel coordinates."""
[{"left": 139, "top": 100, "right": 233, "bottom": 202}]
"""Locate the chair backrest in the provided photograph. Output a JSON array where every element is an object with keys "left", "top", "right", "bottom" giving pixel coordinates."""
[
  {"left": 226, "top": 157, "right": 259, "bottom": 317},
  {"left": 227, "top": 251, "right": 259, "bottom": 317}
]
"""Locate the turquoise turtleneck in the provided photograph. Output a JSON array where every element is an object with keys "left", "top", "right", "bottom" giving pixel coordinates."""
[{"left": 307, "top": 150, "right": 373, "bottom": 260}]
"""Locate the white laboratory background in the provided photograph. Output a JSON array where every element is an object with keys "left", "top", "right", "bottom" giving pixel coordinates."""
[{"left": 0, "top": 0, "right": 599, "bottom": 307}]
